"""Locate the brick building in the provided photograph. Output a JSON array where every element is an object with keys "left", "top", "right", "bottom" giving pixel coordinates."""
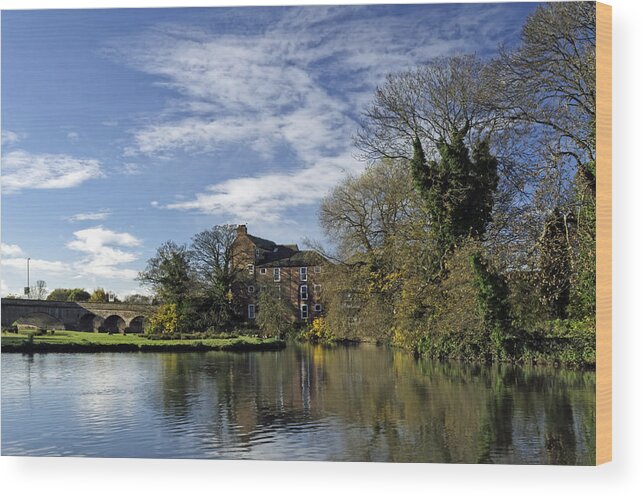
[{"left": 231, "top": 225, "right": 327, "bottom": 323}]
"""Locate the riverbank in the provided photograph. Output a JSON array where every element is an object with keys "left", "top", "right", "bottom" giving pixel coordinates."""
[{"left": 0, "top": 330, "right": 285, "bottom": 353}]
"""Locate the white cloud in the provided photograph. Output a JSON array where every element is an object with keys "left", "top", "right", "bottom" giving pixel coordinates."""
[
  {"left": 1, "top": 227, "right": 144, "bottom": 296},
  {"left": 67, "top": 226, "right": 142, "bottom": 280},
  {"left": 1, "top": 130, "right": 25, "bottom": 146},
  {"left": 67, "top": 210, "right": 111, "bottom": 222},
  {"left": 2, "top": 150, "right": 104, "bottom": 193},
  {"left": 110, "top": 5, "right": 517, "bottom": 222},
  {"left": 1, "top": 242, "right": 24, "bottom": 257},
  {"left": 1, "top": 257, "right": 71, "bottom": 274},
  {"left": 167, "top": 152, "right": 358, "bottom": 222},
  {"left": 67, "top": 131, "right": 79, "bottom": 142}
]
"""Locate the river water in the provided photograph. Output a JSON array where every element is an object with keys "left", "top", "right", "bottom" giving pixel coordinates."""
[{"left": 1, "top": 343, "right": 595, "bottom": 464}]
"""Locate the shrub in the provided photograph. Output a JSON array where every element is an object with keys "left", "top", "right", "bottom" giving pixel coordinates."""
[
  {"left": 146, "top": 303, "right": 179, "bottom": 335},
  {"left": 301, "top": 317, "right": 335, "bottom": 344}
]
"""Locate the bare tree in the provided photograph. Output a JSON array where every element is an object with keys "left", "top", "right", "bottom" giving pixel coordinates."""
[
  {"left": 190, "top": 224, "right": 243, "bottom": 292},
  {"left": 31, "top": 280, "right": 48, "bottom": 300},
  {"left": 491, "top": 1, "right": 596, "bottom": 193}
]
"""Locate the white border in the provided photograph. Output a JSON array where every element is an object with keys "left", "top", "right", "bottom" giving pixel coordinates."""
[{"left": 2, "top": 0, "right": 642, "bottom": 495}]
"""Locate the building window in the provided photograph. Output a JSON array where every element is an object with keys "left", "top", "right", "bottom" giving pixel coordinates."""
[
  {"left": 247, "top": 264, "right": 254, "bottom": 275},
  {"left": 300, "top": 285, "right": 308, "bottom": 300},
  {"left": 314, "top": 304, "right": 322, "bottom": 312},
  {"left": 248, "top": 304, "right": 256, "bottom": 320},
  {"left": 273, "top": 267, "right": 281, "bottom": 282},
  {"left": 248, "top": 285, "right": 255, "bottom": 293},
  {"left": 314, "top": 284, "right": 321, "bottom": 294},
  {"left": 314, "top": 266, "right": 321, "bottom": 273},
  {"left": 259, "top": 268, "right": 267, "bottom": 275},
  {"left": 300, "top": 304, "right": 308, "bottom": 320},
  {"left": 300, "top": 267, "right": 307, "bottom": 281}
]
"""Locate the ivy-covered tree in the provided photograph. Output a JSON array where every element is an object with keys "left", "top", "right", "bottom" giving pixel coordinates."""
[
  {"left": 410, "top": 131, "right": 499, "bottom": 257},
  {"left": 538, "top": 208, "right": 573, "bottom": 320}
]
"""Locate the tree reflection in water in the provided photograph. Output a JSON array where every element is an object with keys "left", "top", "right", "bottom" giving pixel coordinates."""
[{"left": 153, "top": 343, "right": 595, "bottom": 464}]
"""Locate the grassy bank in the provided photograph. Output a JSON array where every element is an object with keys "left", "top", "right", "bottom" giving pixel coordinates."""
[{"left": 1, "top": 330, "right": 286, "bottom": 353}]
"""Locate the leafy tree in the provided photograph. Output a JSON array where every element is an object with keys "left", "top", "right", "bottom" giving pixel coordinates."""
[
  {"left": 123, "top": 294, "right": 155, "bottom": 305},
  {"left": 67, "top": 288, "right": 90, "bottom": 302},
  {"left": 47, "top": 288, "right": 71, "bottom": 301},
  {"left": 538, "top": 209, "right": 573, "bottom": 319},
  {"left": 89, "top": 288, "right": 109, "bottom": 303},
  {"left": 411, "top": 131, "right": 499, "bottom": 259},
  {"left": 146, "top": 303, "right": 179, "bottom": 335},
  {"left": 137, "top": 241, "right": 193, "bottom": 306},
  {"left": 256, "top": 287, "right": 296, "bottom": 339},
  {"left": 470, "top": 251, "right": 514, "bottom": 359}
]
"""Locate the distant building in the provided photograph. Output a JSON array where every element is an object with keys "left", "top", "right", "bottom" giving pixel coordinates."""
[{"left": 232, "top": 225, "right": 327, "bottom": 323}]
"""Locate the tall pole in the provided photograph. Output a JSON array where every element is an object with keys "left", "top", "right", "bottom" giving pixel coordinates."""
[{"left": 27, "top": 257, "right": 30, "bottom": 299}]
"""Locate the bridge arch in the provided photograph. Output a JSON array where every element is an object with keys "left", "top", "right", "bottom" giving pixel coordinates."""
[
  {"left": 14, "top": 312, "right": 64, "bottom": 331},
  {"left": 103, "top": 315, "right": 127, "bottom": 334},
  {"left": 127, "top": 316, "right": 146, "bottom": 334},
  {"left": 79, "top": 313, "right": 104, "bottom": 332}
]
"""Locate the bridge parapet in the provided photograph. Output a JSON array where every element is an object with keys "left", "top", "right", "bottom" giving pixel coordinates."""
[{"left": 1, "top": 298, "right": 158, "bottom": 332}]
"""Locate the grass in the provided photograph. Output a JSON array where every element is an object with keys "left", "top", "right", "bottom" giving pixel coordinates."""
[{"left": 1, "top": 330, "right": 286, "bottom": 353}]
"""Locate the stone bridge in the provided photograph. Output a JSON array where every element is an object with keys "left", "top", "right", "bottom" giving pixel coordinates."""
[{"left": 1, "top": 298, "right": 157, "bottom": 333}]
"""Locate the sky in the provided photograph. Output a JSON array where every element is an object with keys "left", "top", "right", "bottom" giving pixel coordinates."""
[{"left": 1, "top": 3, "right": 539, "bottom": 298}]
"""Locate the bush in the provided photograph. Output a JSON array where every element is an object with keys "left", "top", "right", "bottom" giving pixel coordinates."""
[
  {"left": 146, "top": 303, "right": 179, "bottom": 335},
  {"left": 300, "top": 317, "right": 335, "bottom": 344}
]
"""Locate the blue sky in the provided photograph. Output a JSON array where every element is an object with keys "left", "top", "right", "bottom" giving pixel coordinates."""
[{"left": 1, "top": 3, "right": 538, "bottom": 297}]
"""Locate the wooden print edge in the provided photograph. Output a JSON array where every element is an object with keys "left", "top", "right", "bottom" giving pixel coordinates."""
[{"left": 596, "top": 1, "right": 612, "bottom": 466}]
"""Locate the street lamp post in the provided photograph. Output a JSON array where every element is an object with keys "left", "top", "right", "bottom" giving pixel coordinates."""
[{"left": 25, "top": 257, "right": 31, "bottom": 298}]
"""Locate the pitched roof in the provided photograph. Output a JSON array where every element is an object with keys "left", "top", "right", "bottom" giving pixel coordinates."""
[
  {"left": 241, "top": 229, "right": 328, "bottom": 267},
  {"left": 256, "top": 249, "right": 326, "bottom": 268}
]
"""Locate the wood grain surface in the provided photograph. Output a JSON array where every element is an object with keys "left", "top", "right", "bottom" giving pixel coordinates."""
[{"left": 596, "top": 1, "right": 612, "bottom": 466}]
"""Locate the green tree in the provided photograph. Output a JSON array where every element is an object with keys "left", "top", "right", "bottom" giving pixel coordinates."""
[
  {"left": 47, "top": 288, "right": 72, "bottom": 301},
  {"left": 538, "top": 209, "right": 573, "bottom": 320},
  {"left": 256, "top": 287, "right": 295, "bottom": 339},
  {"left": 411, "top": 131, "right": 499, "bottom": 258},
  {"left": 137, "top": 241, "right": 193, "bottom": 306},
  {"left": 146, "top": 303, "right": 179, "bottom": 335},
  {"left": 67, "top": 288, "right": 90, "bottom": 302},
  {"left": 89, "top": 288, "right": 109, "bottom": 303}
]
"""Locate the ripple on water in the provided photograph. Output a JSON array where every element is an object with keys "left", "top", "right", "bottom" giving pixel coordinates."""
[{"left": 1, "top": 348, "right": 596, "bottom": 464}]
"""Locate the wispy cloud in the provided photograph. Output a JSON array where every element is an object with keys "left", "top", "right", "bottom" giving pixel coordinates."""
[
  {"left": 67, "top": 131, "right": 80, "bottom": 142},
  {"left": 110, "top": 5, "right": 518, "bottom": 223},
  {"left": 67, "top": 210, "right": 111, "bottom": 222},
  {"left": 2, "top": 150, "right": 104, "bottom": 193}
]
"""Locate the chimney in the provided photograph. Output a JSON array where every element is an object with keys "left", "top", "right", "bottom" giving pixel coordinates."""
[{"left": 236, "top": 224, "right": 248, "bottom": 236}]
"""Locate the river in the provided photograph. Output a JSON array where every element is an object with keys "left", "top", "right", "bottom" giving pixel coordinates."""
[{"left": 1, "top": 343, "right": 595, "bottom": 464}]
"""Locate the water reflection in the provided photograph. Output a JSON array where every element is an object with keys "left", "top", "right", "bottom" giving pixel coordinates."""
[{"left": 1, "top": 344, "right": 595, "bottom": 464}]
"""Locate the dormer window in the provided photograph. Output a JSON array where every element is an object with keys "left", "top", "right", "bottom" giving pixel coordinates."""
[{"left": 300, "top": 267, "right": 307, "bottom": 282}]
